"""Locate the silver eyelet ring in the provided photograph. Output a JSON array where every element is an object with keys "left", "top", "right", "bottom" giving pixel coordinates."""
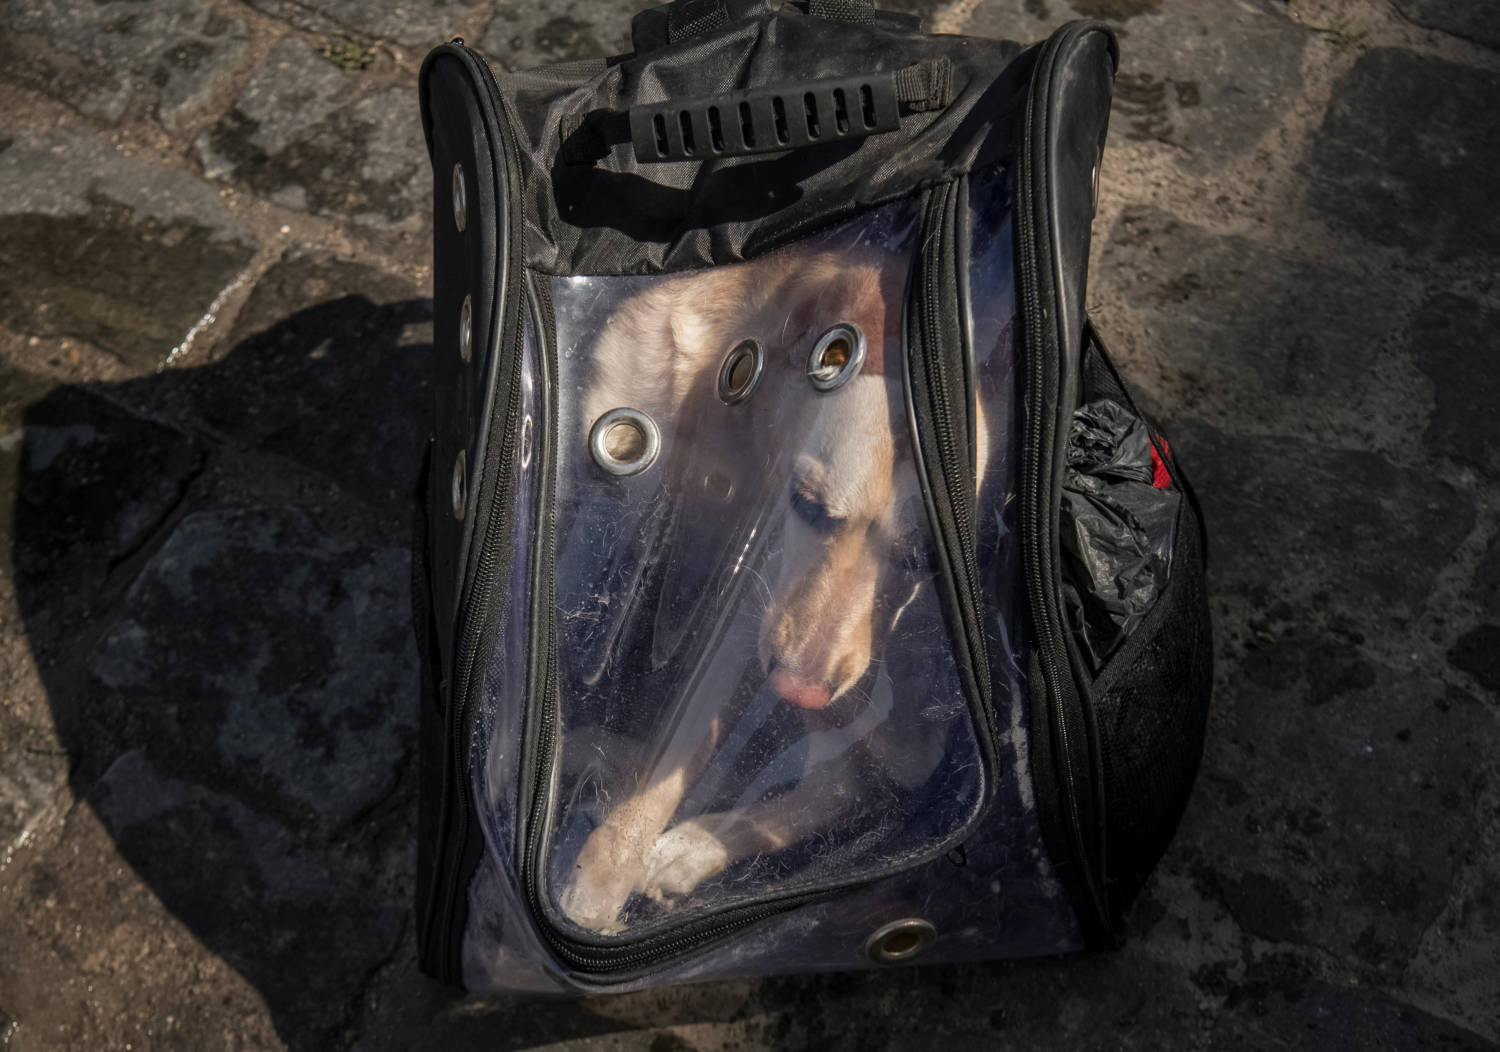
[
  {"left": 452, "top": 162, "right": 467, "bottom": 232},
  {"left": 717, "top": 338, "right": 764, "bottom": 405},
  {"left": 458, "top": 294, "right": 473, "bottom": 363},
  {"left": 589, "top": 407, "right": 660, "bottom": 477},
  {"left": 807, "top": 323, "right": 865, "bottom": 392},
  {"left": 451, "top": 449, "right": 467, "bottom": 520},
  {"left": 864, "top": 918, "right": 937, "bottom": 964}
]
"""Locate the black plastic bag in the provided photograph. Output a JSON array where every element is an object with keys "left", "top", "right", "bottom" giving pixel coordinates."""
[{"left": 1060, "top": 399, "right": 1180, "bottom": 671}]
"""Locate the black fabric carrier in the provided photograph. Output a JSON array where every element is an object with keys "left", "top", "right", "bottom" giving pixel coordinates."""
[{"left": 413, "top": 0, "right": 1212, "bottom": 993}]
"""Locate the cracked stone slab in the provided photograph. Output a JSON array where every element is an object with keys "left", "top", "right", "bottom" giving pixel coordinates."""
[
  {"left": 1172, "top": 421, "right": 1473, "bottom": 620},
  {"left": 0, "top": 711, "right": 66, "bottom": 861},
  {"left": 1394, "top": 0, "right": 1500, "bottom": 49},
  {"left": 1412, "top": 293, "right": 1500, "bottom": 482},
  {"left": 1180, "top": 640, "right": 1495, "bottom": 978},
  {"left": 0, "top": 356, "right": 55, "bottom": 575},
  {"left": 355, "top": 944, "right": 1206, "bottom": 1049},
  {"left": 963, "top": 0, "right": 1308, "bottom": 173},
  {"left": 747, "top": 946, "right": 1204, "bottom": 1048},
  {"left": 0, "top": 636, "right": 67, "bottom": 860},
  {"left": 88, "top": 506, "right": 417, "bottom": 827},
  {"left": 1209, "top": 978, "right": 1497, "bottom": 1050},
  {"left": 194, "top": 251, "right": 432, "bottom": 516},
  {"left": 1096, "top": 208, "right": 1405, "bottom": 432},
  {"left": 83, "top": 748, "right": 405, "bottom": 1047},
  {"left": 0, "top": 0, "right": 255, "bottom": 130},
  {"left": 0, "top": 361, "right": 68, "bottom": 857},
  {"left": 195, "top": 39, "right": 429, "bottom": 231},
  {"left": 0, "top": 767, "right": 287, "bottom": 1051},
  {"left": 1448, "top": 625, "right": 1500, "bottom": 696},
  {"left": 1460, "top": 531, "right": 1500, "bottom": 695},
  {"left": 242, "top": 0, "right": 483, "bottom": 48},
  {"left": 1480, "top": 533, "right": 1500, "bottom": 624},
  {"left": 1306, "top": 49, "right": 1500, "bottom": 261},
  {"left": 1407, "top": 849, "right": 1500, "bottom": 1044},
  {"left": 477, "top": 0, "right": 638, "bottom": 70},
  {"left": 0, "top": 128, "right": 258, "bottom": 370},
  {"left": 10, "top": 384, "right": 205, "bottom": 618}
]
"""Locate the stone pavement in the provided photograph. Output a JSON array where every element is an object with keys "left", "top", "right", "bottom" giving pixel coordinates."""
[{"left": 0, "top": 0, "right": 1495, "bottom": 1047}]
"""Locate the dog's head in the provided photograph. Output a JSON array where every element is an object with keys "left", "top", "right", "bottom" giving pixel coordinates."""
[
  {"left": 757, "top": 367, "right": 924, "bottom": 710},
  {"left": 584, "top": 245, "right": 975, "bottom": 712},
  {"left": 708, "top": 257, "right": 918, "bottom": 711}
]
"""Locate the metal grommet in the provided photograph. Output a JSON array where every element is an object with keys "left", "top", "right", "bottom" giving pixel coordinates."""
[
  {"left": 452, "top": 162, "right": 467, "bottom": 232},
  {"left": 807, "top": 323, "right": 865, "bottom": 392},
  {"left": 717, "top": 338, "right": 764, "bottom": 405},
  {"left": 458, "top": 294, "right": 473, "bottom": 363},
  {"left": 589, "top": 407, "right": 660, "bottom": 477},
  {"left": 451, "top": 449, "right": 467, "bottom": 520},
  {"left": 864, "top": 918, "right": 937, "bottom": 964}
]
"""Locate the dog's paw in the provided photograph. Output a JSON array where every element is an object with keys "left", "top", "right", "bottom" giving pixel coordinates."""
[
  {"left": 641, "top": 821, "right": 728, "bottom": 904},
  {"left": 557, "top": 824, "right": 645, "bottom": 934},
  {"left": 557, "top": 876, "right": 630, "bottom": 935}
]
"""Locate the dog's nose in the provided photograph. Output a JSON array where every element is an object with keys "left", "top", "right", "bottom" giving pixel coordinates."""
[{"left": 768, "top": 666, "right": 832, "bottom": 709}]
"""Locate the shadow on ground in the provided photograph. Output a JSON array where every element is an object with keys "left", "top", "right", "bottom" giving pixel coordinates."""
[{"left": 8, "top": 271, "right": 431, "bottom": 1045}]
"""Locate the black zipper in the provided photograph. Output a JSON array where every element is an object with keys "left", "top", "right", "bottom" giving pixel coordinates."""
[
  {"left": 1014, "top": 21, "right": 1113, "bottom": 940},
  {"left": 905, "top": 179, "right": 998, "bottom": 760},
  {"left": 420, "top": 39, "right": 530, "bottom": 985}
]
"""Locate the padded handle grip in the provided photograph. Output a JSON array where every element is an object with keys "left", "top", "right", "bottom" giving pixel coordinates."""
[{"left": 629, "top": 73, "right": 900, "bottom": 162}]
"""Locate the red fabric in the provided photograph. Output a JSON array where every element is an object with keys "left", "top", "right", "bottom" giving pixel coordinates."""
[{"left": 1151, "top": 439, "right": 1173, "bottom": 489}]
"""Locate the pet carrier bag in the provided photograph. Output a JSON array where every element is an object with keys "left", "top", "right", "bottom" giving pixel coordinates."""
[{"left": 413, "top": 0, "right": 1212, "bottom": 992}]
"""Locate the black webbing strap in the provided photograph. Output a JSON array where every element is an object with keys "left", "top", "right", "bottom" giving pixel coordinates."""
[{"left": 894, "top": 56, "right": 953, "bottom": 112}]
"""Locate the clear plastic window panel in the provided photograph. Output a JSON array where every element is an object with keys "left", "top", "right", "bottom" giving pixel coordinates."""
[
  {"left": 545, "top": 199, "right": 993, "bottom": 938},
  {"left": 464, "top": 316, "right": 566, "bottom": 991}
]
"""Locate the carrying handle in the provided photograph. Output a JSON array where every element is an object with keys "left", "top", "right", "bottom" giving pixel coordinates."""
[
  {"left": 629, "top": 73, "right": 899, "bottom": 162},
  {"left": 625, "top": 60, "right": 949, "bottom": 163},
  {"left": 557, "top": 59, "right": 951, "bottom": 166}
]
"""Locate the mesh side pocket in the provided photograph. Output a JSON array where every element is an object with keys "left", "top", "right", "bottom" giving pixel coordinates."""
[
  {"left": 1088, "top": 496, "right": 1211, "bottom": 919},
  {"left": 1067, "top": 326, "right": 1212, "bottom": 922}
]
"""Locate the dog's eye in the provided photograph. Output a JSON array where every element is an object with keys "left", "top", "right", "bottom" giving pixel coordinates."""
[{"left": 790, "top": 488, "right": 840, "bottom": 534}]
